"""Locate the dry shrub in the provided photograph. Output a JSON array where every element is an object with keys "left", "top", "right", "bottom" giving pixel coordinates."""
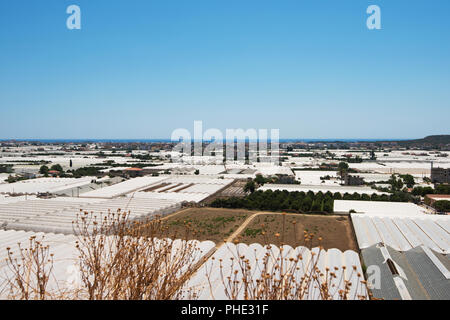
[
  {"left": 2, "top": 209, "right": 203, "bottom": 300},
  {"left": 214, "top": 217, "right": 371, "bottom": 300},
  {"left": 2, "top": 236, "right": 55, "bottom": 299},
  {"left": 72, "top": 209, "right": 203, "bottom": 300},
  {"left": 2, "top": 211, "right": 372, "bottom": 300}
]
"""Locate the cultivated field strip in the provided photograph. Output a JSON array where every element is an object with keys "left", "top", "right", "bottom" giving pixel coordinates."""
[
  {"left": 351, "top": 214, "right": 450, "bottom": 254},
  {"left": 131, "top": 176, "right": 234, "bottom": 203}
]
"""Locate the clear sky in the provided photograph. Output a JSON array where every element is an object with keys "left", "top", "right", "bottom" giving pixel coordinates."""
[{"left": 0, "top": 0, "right": 449, "bottom": 140}]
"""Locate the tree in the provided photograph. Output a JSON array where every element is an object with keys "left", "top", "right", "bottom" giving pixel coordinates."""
[
  {"left": 194, "top": 169, "right": 200, "bottom": 175},
  {"left": 39, "top": 165, "right": 49, "bottom": 175},
  {"left": 301, "top": 196, "right": 313, "bottom": 212},
  {"left": 388, "top": 174, "right": 403, "bottom": 191},
  {"left": 412, "top": 186, "right": 434, "bottom": 197},
  {"left": 333, "top": 192, "right": 342, "bottom": 200},
  {"left": 323, "top": 199, "right": 334, "bottom": 213},
  {"left": 361, "top": 193, "right": 371, "bottom": 201},
  {"left": 244, "top": 181, "right": 256, "bottom": 194},
  {"left": 310, "top": 199, "right": 322, "bottom": 212},
  {"left": 338, "top": 162, "right": 349, "bottom": 179},
  {"left": 70, "top": 166, "right": 104, "bottom": 178},
  {"left": 433, "top": 200, "right": 450, "bottom": 212},
  {"left": 50, "top": 164, "right": 63, "bottom": 172},
  {"left": 351, "top": 192, "right": 361, "bottom": 200},
  {"left": 400, "top": 174, "right": 415, "bottom": 188},
  {"left": 423, "top": 177, "right": 431, "bottom": 183},
  {"left": 254, "top": 174, "right": 268, "bottom": 186},
  {"left": 435, "top": 184, "right": 450, "bottom": 195},
  {"left": 0, "top": 164, "right": 13, "bottom": 173}
]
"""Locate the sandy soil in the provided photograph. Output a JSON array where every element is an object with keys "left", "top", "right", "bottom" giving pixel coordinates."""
[
  {"left": 161, "top": 207, "right": 253, "bottom": 244},
  {"left": 235, "top": 213, "right": 358, "bottom": 251}
]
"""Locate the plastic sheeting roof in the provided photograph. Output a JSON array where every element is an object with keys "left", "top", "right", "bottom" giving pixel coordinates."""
[
  {"left": 0, "top": 229, "right": 370, "bottom": 300},
  {"left": 351, "top": 214, "right": 450, "bottom": 254},
  {"left": 0, "top": 230, "right": 215, "bottom": 299},
  {"left": 80, "top": 176, "right": 168, "bottom": 199},
  {"left": 0, "top": 177, "right": 95, "bottom": 194},
  {"left": 335, "top": 200, "right": 429, "bottom": 216},
  {"left": 186, "top": 242, "right": 368, "bottom": 300},
  {"left": 361, "top": 244, "right": 450, "bottom": 300},
  {"left": 129, "top": 176, "right": 234, "bottom": 203},
  {"left": 0, "top": 197, "right": 182, "bottom": 234}
]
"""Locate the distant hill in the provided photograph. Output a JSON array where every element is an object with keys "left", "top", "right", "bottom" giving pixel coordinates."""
[
  {"left": 413, "top": 135, "right": 450, "bottom": 144},
  {"left": 390, "top": 135, "right": 450, "bottom": 149}
]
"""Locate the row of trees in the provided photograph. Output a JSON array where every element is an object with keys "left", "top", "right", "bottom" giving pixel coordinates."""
[
  {"left": 211, "top": 190, "right": 334, "bottom": 213},
  {"left": 67, "top": 166, "right": 105, "bottom": 178},
  {"left": 412, "top": 184, "right": 450, "bottom": 196},
  {"left": 39, "top": 164, "right": 64, "bottom": 175},
  {"left": 384, "top": 174, "right": 416, "bottom": 191},
  {"left": 435, "top": 184, "right": 450, "bottom": 194},
  {"left": 0, "top": 164, "right": 13, "bottom": 173},
  {"left": 433, "top": 200, "right": 450, "bottom": 212},
  {"left": 211, "top": 189, "right": 416, "bottom": 214},
  {"left": 39, "top": 164, "right": 106, "bottom": 178}
]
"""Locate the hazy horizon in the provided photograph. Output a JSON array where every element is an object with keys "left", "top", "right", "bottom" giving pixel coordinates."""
[{"left": 0, "top": 137, "right": 427, "bottom": 143}]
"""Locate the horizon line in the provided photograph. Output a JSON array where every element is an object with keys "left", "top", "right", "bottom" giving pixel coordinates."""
[{"left": 0, "top": 138, "right": 419, "bottom": 142}]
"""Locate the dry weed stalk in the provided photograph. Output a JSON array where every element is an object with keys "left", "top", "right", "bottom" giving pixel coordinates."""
[
  {"left": 2, "top": 209, "right": 202, "bottom": 300},
  {"left": 216, "top": 221, "right": 371, "bottom": 300},
  {"left": 72, "top": 209, "right": 203, "bottom": 299},
  {"left": 2, "top": 210, "right": 372, "bottom": 300},
  {"left": 3, "top": 236, "right": 55, "bottom": 299}
]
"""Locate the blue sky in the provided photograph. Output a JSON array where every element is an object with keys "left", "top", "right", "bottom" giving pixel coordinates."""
[{"left": 0, "top": 0, "right": 449, "bottom": 140}]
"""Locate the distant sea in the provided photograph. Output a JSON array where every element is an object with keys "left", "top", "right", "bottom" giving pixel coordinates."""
[{"left": 0, "top": 138, "right": 409, "bottom": 143}]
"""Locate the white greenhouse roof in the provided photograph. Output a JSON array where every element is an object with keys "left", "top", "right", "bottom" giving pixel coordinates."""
[
  {"left": 0, "top": 197, "right": 182, "bottom": 234},
  {"left": 80, "top": 176, "right": 168, "bottom": 199},
  {"left": 0, "top": 230, "right": 215, "bottom": 299},
  {"left": 294, "top": 170, "right": 338, "bottom": 185},
  {"left": 351, "top": 214, "right": 450, "bottom": 254},
  {"left": 128, "top": 176, "right": 234, "bottom": 203},
  {"left": 0, "top": 177, "right": 95, "bottom": 194},
  {"left": 187, "top": 242, "right": 368, "bottom": 300},
  {"left": 334, "top": 200, "right": 429, "bottom": 216}
]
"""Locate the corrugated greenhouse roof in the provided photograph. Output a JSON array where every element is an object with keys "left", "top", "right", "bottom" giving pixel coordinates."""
[
  {"left": 351, "top": 214, "right": 450, "bottom": 254},
  {"left": 361, "top": 244, "right": 450, "bottom": 300}
]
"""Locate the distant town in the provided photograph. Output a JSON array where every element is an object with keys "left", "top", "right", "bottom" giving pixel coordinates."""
[{"left": 0, "top": 134, "right": 449, "bottom": 300}]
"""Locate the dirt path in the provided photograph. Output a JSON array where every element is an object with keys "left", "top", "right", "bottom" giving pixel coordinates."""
[
  {"left": 162, "top": 207, "right": 356, "bottom": 251},
  {"left": 223, "top": 211, "right": 305, "bottom": 244},
  {"left": 159, "top": 207, "right": 192, "bottom": 221}
]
